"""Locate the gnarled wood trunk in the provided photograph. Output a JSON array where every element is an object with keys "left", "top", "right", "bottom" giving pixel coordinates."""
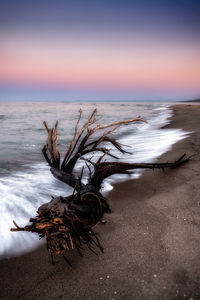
[{"left": 11, "top": 109, "right": 188, "bottom": 264}]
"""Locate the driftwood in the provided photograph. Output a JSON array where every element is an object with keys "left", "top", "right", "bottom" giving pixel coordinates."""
[{"left": 11, "top": 109, "right": 188, "bottom": 265}]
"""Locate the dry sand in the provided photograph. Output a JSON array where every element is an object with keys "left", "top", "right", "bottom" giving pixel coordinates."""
[{"left": 0, "top": 104, "right": 200, "bottom": 300}]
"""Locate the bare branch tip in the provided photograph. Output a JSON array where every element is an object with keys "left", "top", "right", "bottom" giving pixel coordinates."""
[
  {"left": 55, "top": 120, "right": 58, "bottom": 129},
  {"left": 43, "top": 121, "right": 49, "bottom": 132}
]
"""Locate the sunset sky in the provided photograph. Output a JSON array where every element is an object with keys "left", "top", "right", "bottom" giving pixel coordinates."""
[{"left": 0, "top": 0, "right": 200, "bottom": 101}]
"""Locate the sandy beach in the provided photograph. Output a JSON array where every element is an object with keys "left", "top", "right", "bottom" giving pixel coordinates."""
[{"left": 0, "top": 104, "right": 200, "bottom": 300}]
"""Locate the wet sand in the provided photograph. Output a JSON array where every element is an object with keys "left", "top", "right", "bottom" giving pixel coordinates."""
[{"left": 0, "top": 104, "right": 200, "bottom": 300}]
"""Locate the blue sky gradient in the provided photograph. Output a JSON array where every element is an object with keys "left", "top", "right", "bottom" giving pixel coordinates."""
[{"left": 0, "top": 0, "right": 200, "bottom": 101}]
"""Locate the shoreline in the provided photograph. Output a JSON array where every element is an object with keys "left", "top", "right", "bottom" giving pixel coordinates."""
[{"left": 1, "top": 104, "right": 200, "bottom": 299}]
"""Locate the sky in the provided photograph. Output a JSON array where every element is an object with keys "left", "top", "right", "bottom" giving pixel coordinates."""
[{"left": 0, "top": 0, "right": 200, "bottom": 101}]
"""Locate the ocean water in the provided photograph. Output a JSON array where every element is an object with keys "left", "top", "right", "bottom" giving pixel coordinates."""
[{"left": 0, "top": 102, "right": 188, "bottom": 258}]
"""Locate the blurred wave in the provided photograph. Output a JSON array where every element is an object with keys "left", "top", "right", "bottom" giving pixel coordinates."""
[{"left": 0, "top": 102, "right": 188, "bottom": 258}]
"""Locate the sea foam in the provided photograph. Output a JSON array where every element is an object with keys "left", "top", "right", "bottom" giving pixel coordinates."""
[{"left": 0, "top": 103, "right": 189, "bottom": 258}]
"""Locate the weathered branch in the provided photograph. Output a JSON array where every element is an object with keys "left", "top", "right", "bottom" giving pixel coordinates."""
[
  {"left": 61, "top": 109, "right": 98, "bottom": 170},
  {"left": 43, "top": 121, "right": 60, "bottom": 168},
  {"left": 42, "top": 109, "right": 145, "bottom": 183},
  {"left": 90, "top": 154, "right": 188, "bottom": 189},
  {"left": 60, "top": 111, "right": 145, "bottom": 174}
]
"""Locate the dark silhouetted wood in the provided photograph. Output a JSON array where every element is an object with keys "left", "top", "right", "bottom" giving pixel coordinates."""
[{"left": 11, "top": 109, "right": 188, "bottom": 263}]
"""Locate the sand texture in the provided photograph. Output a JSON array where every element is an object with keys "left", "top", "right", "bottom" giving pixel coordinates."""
[{"left": 0, "top": 104, "right": 200, "bottom": 300}]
